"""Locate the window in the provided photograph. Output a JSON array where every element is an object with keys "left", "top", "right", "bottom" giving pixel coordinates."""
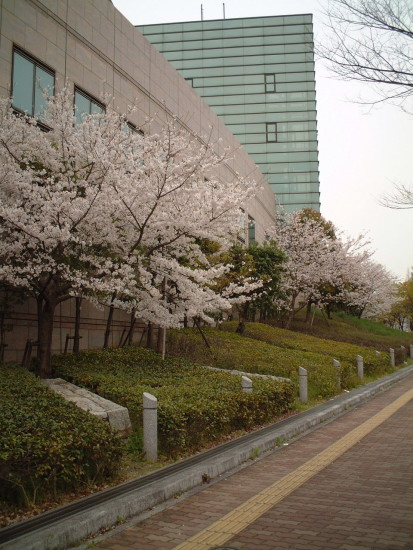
[
  {"left": 74, "top": 88, "right": 105, "bottom": 124},
  {"left": 237, "top": 209, "right": 246, "bottom": 243},
  {"left": 266, "top": 122, "right": 278, "bottom": 143},
  {"left": 264, "top": 73, "right": 276, "bottom": 93},
  {"left": 122, "top": 122, "right": 144, "bottom": 157},
  {"left": 122, "top": 121, "right": 144, "bottom": 135},
  {"left": 248, "top": 216, "right": 256, "bottom": 245},
  {"left": 12, "top": 48, "right": 55, "bottom": 119}
]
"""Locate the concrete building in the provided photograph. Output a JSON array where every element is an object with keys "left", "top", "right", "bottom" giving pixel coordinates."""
[
  {"left": 138, "top": 15, "right": 320, "bottom": 213},
  {"left": 0, "top": 0, "right": 275, "bottom": 362}
]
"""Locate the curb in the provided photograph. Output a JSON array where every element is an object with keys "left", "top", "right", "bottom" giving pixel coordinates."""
[{"left": 2, "top": 364, "right": 413, "bottom": 550}]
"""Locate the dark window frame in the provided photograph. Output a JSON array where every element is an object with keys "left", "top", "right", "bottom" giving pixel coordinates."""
[
  {"left": 125, "top": 121, "right": 144, "bottom": 135},
  {"left": 264, "top": 73, "right": 276, "bottom": 93},
  {"left": 74, "top": 87, "right": 105, "bottom": 123},
  {"left": 266, "top": 122, "right": 278, "bottom": 143}
]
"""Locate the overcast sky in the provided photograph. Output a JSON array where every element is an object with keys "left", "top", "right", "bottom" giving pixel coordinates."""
[{"left": 112, "top": 0, "right": 413, "bottom": 281}]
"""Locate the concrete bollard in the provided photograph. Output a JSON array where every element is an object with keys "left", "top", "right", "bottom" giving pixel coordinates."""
[
  {"left": 333, "top": 359, "right": 341, "bottom": 390},
  {"left": 357, "top": 355, "right": 364, "bottom": 380},
  {"left": 143, "top": 392, "right": 158, "bottom": 462},
  {"left": 298, "top": 367, "right": 308, "bottom": 404},
  {"left": 410, "top": 344, "right": 413, "bottom": 359},
  {"left": 242, "top": 375, "right": 253, "bottom": 393},
  {"left": 389, "top": 348, "right": 395, "bottom": 368}
]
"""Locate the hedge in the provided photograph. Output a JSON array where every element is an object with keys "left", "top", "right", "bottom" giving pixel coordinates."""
[
  {"left": 0, "top": 365, "right": 122, "bottom": 508},
  {"left": 53, "top": 347, "right": 295, "bottom": 456}
]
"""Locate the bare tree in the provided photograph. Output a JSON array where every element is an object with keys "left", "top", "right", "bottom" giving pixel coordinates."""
[
  {"left": 318, "top": 0, "right": 413, "bottom": 109},
  {"left": 380, "top": 183, "right": 413, "bottom": 208}
]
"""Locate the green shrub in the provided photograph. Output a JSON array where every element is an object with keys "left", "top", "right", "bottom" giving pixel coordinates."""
[
  {"left": 155, "top": 378, "right": 295, "bottom": 453},
  {"left": 0, "top": 365, "right": 122, "bottom": 508},
  {"left": 53, "top": 347, "right": 295, "bottom": 456},
  {"left": 167, "top": 327, "right": 364, "bottom": 398}
]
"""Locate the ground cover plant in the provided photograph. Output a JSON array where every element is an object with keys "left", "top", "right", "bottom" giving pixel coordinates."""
[
  {"left": 165, "top": 326, "right": 392, "bottom": 398},
  {"left": 52, "top": 347, "right": 295, "bottom": 456},
  {"left": 221, "top": 321, "right": 392, "bottom": 377},
  {"left": 0, "top": 365, "right": 122, "bottom": 512}
]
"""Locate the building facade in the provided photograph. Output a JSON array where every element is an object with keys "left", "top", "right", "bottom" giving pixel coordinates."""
[
  {"left": 138, "top": 15, "right": 320, "bottom": 213},
  {"left": 0, "top": 0, "right": 275, "bottom": 362}
]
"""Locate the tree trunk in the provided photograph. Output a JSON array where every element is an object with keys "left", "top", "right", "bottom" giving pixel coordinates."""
[
  {"left": 236, "top": 304, "right": 248, "bottom": 334},
  {"left": 73, "top": 297, "right": 82, "bottom": 353},
  {"left": 236, "top": 319, "right": 245, "bottom": 334},
  {"left": 147, "top": 322, "right": 153, "bottom": 348},
  {"left": 157, "top": 326, "right": 165, "bottom": 355},
  {"left": 284, "top": 313, "right": 293, "bottom": 330},
  {"left": 103, "top": 301, "right": 115, "bottom": 348},
  {"left": 37, "top": 297, "right": 57, "bottom": 379},
  {"left": 305, "top": 301, "right": 312, "bottom": 323},
  {"left": 124, "top": 309, "right": 136, "bottom": 347},
  {"left": 284, "top": 296, "right": 297, "bottom": 330}
]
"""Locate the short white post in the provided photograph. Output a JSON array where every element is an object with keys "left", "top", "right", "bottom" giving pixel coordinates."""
[
  {"left": 357, "top": 355, "right": 364, "bottom": 380},
  {"left": 242, "top": 375, "right": 253, "bottom": 393},
  {"left": 298, "top": 367, "right": 308, "bottom": 404},
  {"left": 389, "top": 348, "right": 395, "bottom": 368},
  {"left": 333, "top": 359, "right": 341, "bottom": 390},
  {"left": 375, "top": 350, "right": 381, "bottom": 357},
  {"left": 143, "top": 392, "right": 158, "bottom": 462},
  {"left": 410, "top": 344, "right": 413, "bottom": 359}
]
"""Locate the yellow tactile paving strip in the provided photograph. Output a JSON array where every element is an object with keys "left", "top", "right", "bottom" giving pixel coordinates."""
[{"left": 173, "top": 387, "right": 413, "bottom": 550}]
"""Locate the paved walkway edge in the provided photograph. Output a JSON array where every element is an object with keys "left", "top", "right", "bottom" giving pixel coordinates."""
[{"left": 2, "top": 364, "right": 413, "bottom": 550}]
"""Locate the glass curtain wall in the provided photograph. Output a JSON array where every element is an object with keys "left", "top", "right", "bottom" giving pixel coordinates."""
[{"left": 138, "top": 15, "right": 320, "bottom": 213}]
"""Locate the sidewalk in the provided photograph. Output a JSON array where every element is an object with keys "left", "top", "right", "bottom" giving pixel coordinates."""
[{"left": 88, "top": 373, "right": 413, "bottom": 550}]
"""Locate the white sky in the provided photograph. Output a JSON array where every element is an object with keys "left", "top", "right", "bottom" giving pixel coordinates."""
[{"left": 112, "top": 0, "right": 413, "bottom": 281}]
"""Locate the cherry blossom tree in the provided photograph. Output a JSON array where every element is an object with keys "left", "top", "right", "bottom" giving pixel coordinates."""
[
  {"left": 271, "top": 211, "right": 340, "bottom": 327},
  {"left": 385, "top": 279, "right": 413, "bottom": 329},
  {"left": 107, "top": 119, "right": 259, "bottom": 328},
  {"left": 337, "top": 251, "right": 399, "bottom": 319},
  {"left": 271, "top": 210, "right": 398, "bottom": 326},
  {"left": 0, "top": 89, "right": 258, "bottom": 377}
]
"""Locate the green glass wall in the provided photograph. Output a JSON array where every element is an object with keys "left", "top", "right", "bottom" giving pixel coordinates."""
[{"left": 138, "top": 15, "right": 320, "bottom": 213}]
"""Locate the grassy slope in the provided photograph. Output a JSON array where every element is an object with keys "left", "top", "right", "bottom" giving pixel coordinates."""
[
  {"left": 166, "top": 313, "right": 411, "bottom": 398},
  {"left": 221, "top": 318, "right": 408, "bottom": 369},
  {"left": 287, "top": 310, "right": 412, "bottom": 352}
]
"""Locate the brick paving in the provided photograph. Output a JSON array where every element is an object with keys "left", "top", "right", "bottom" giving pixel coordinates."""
[{"left": 90, "top": 374, "right": 413, "bottom": 550}]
